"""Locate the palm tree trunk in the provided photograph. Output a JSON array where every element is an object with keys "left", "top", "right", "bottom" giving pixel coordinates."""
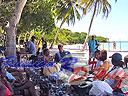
[
  {"left": 49, "top": 28, "right": 60, "bottom": 49},
  {"left": 49, "top": 20, "right": 65, "bottom": 49},
  {"left": 5, "top": 0, "right": 27, "bottom": 57},
  {"left": 82, "top": 2, "right": 97, "bottom": 51}
]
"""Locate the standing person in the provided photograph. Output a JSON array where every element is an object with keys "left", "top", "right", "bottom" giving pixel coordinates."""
[
  {"left": 113, "top": 41, "right": 116, "bottom": 50},
  {"left": 36, "top": 37, "right": 47, "bottom": 56},
  {"left": 40, "top": 37, "right": 47, "bottom": 56},
  {"left": 41, "top": 37, "right": 47, "bottom": 50},
  {"left": 54, "top": 44, "right": 71, "bottom": 63},
  {"left": 124, "top": 55, "right": 128, "bottom": 68},
  {"left": 88, "top": 35, "right": 99, "bottom": 62}
]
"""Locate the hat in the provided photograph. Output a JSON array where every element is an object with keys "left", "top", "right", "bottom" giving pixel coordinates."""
[{"left": 109, "top": 53, "right": 122, "bottom": 62}]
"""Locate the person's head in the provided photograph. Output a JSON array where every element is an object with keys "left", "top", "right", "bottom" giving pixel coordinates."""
[
  {"left": 58, "top": 44, "right": 64, "bottom": 52},
  {"left": 95, "top": 50, "right": 101, "bottom": 60},
  {"left": 99, "top": 50, "right": 107, "bottom": 61},
  {"left": 42, "top": 43, "right": 47, "bottom": 49},
  {"left": 43, "top": 48, "right": 50, "bottom": 57},
  {"left": 91, "top": 35, "right": 95, "bottom": 40},
  {"left": 43, "top": 48, "right": 51, "bottom": 62},
  {"left": 42, "top": 37, "right": 45, "bottom": 41},
  {"left": 110, "top": 53, "right": 124, "bottom": 67},
  {"left": 31, "top": 36, "right": 36, "bottom": 42}
]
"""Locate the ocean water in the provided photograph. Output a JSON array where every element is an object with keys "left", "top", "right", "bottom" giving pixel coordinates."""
[{"left": 100, "top": 41, "right": 128, "bottom": 51}]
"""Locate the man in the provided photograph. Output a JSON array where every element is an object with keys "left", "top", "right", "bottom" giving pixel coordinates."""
[
  {"left": 54, "top": 44, "right": 71, "bottom": 63},
  {"left": 54, "top": 44, "right": 75, "bottom": 72},
  {"left": 26, "top": 36, "right": 37, "bottom": 60},
  {"left": 26, "top": 36, "right": 36, "bottom": 56},
  {"left": 41, "top": 37, "right": 47, "bottom": 50},
  {"left": 88, "top": 35, "right": 99, "bottom": 62}
]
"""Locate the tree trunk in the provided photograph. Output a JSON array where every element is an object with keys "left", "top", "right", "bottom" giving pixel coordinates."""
[
  {"left": 5, "top": 0, "right": 27, "bottom": 57},
  {"left": 0, "top": 0, "right": 2, "bottom": 4},
  {"left": 49, "top": 18, "right": 67, "bottom": 49},
  {"left": 81, "top": 2, "right": 97, "bottom": 51}
]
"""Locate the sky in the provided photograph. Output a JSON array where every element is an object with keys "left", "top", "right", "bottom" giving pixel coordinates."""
[{"left": 56, "top": 0, "right": 128, "bottom": 41}]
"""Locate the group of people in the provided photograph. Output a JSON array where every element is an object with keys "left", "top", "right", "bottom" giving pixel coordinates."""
[
  {"left": 87, "top": 35, "right": 127, "bottom": 95},
  {"left": 24, "top": 36, "right": 71, "bottom": 62},
  {"left": 0, "top": 35, "right": 128, "bottom": 96},
  {"left": 0, "top": 35, "right": 73, "bottom": 96}
]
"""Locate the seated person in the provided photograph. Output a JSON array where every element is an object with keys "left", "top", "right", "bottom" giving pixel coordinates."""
[
  {"left": 41, "top": 49, "right": 68, "bottom": 81},
  {"left": 41, "top": 48, "right": 61, "bottom": 76},
  {"left": 54, "top": 44, "right": 71, "bottom": 63},
  {"left": 104, "top": 53, "right": 126, "bottom": 90},
  {"left": 25, "top": 36, "right": 37, "bottom": 61},
  {"left": 96, "top": 50, "right": 111, "bottom": 70},
  {"left": 13, "top": 71, "right": 36, "bottom": 96},
  {"left": 0, "top": 61, "right": 36, "bottom": 96},
  {"left": 93, "top": 50, "right": 111, "bottom": 80},
  {"left": 0, "top": 60, "right": 15, "bottom": 95}
]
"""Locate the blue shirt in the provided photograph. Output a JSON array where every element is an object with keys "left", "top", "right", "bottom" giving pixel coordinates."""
[
  {"left": 54, "top": 50, "right": 71, "bottom": 63},
  {"left": 88, "top": 39, "right": 98, "bottom": 52},
  {"left": 27, "top": 41, "right": 36, "bottom": 55}
]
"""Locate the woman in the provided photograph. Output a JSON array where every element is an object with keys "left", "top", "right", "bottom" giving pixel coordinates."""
[
  {"left": 93, "top": 50, "right": 111, "bottom": 80},
  {"left": 104, "top": 53, "right": 126, "bottom": 89},
  {"left": 41, "top": 48, "right": 61, "bottom": 76}
]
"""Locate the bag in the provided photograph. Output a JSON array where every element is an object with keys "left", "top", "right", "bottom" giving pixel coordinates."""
[{"left": 89, "top": 81, "right": 113, "bottom": 96}]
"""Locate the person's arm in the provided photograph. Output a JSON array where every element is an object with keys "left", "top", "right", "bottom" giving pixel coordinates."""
[
  {"left": 95, "top": 40, "right": 99, "bottom": 49},
  {"left": 66, "top": 51, "right": 72, "bottom": 57},
  {"left": 88, "top": 40, "right": 91, "bottom": 51},
  {"left": 54, "top": 53, "right": 59, "bottom": 63},
  {"left": 88, "top": 40, "right": 91, "bottom": 47}
]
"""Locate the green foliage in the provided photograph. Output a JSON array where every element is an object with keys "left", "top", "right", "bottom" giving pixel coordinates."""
[
  {"left": 0, "top": 0, "right": 110, "bottom": 45},
  {"left": 18, "top": 0, "right": 55, "bottom": 34},
  {"left": 48, "top": 28, "right": 108, "bottom": 44},
  {"left": 96, "top": 36, "right": 109, "bottom": 42},
  {"left": 0, "top": 1, "right": 15, "bottom": 28},
  {"left": 52, "top": 0, "right": 82, "bottom": 26}
]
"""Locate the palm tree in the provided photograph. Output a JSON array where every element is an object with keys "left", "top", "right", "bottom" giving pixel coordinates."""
[
  {"left": 80, "top": 0, "right": 117, "bottom": 50},
  {"left": 49, "top": 0, "right": 81, "bottom": 48},
  {"left": 50, "top": 0, "right": 117, "bottom": 49}
]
